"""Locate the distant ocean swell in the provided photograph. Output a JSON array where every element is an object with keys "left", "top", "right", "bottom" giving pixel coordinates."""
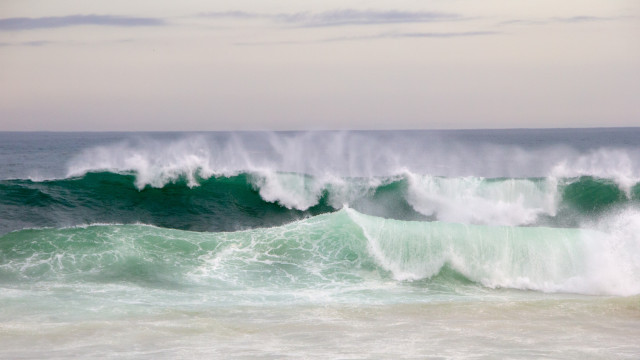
[{"left": 1, "top": 170, "right": 638, "bottom": 234}]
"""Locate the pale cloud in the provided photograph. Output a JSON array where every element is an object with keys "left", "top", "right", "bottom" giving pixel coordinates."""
[
  {"left": 0, "top": 40, "right": 55, "bottom": 46},
  {"left": 0, "top": 15, "right": 166, "bottom": 31},
  {"left": 554, "top": 15, "right": 617, "bottom": 22},
  {"left": 382, "top": 31, "right": 497, "bottom": 38},
  {"left": 237, "top": 31, "right": 499, "bottom": 45},
  {"left": 199, "top": 9, "right": 461, "bottom": 27},
  {"left": 500, "top": 15, "right": 625, "bottom": 26},
  {"left": 0, "top": 38, "right": 137, "bottom": 47},
  {"left": 198, "top": 11, "right": 263, "bottom": 19}
]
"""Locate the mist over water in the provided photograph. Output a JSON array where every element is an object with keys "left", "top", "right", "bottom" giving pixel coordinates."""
[
  {"left": 1, "top": 129, "right": 640, "bottom": 358},
  {"left": 57, "top": 129, "right": 640, "bottom": 181}
]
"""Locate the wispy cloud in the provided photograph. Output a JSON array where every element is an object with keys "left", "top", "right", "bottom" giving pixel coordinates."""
[
  {"left": 554, "top": 16, "right": 615, "bottom": 23},
  {"left": 498, "top": 19, "right": 546, "bottom": 26},
  {"left": 0, "top": 14, "right": 166, "bottom": 31},
  {"left": 237, "top": 31, "right": 499, "bottom": 45},
  {"left": 500, "top": 15, "right": 623, "bottom": 26},
  {"left": 281, "top": 10, "right": 460, "bottom": 27},
  {"left": 199, "top": 11, "right": 264, "bottom": 19},
  {"left": 0, "top": 40, "right": 56, "bottom": 47},
  {"left": 0, "top": 38, "right": 144, "bottom": 47},
  {"left": 199, "top": 9, "right": 461, "bottom": 27},
  {"left": 385, "top": 31, "right": 497, "bottom": 38}
]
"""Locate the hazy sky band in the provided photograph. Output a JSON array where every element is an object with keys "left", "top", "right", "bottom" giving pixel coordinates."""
[{"left": 0, "top": 1, "right": 638, "bottom": 130}]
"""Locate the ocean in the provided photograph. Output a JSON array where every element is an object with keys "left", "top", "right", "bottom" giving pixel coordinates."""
[{"left": 1, "top": 129, "right": 639, "bottom": 359}]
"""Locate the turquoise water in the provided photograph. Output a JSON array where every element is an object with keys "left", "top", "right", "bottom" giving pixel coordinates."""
[{"left": 1, "top": 130, "right": 640, "bottom": 358}]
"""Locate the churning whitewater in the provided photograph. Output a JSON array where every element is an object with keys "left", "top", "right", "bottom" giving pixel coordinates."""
[
  {"left": 1, "top": 130, "right": 639, "bottom": 359},
  {"left": 3, "top": 208, "right": 639, "bottom": 298}
]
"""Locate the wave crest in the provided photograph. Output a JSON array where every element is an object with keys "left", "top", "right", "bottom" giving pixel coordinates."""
[{"left": 2, "top": 168, "right": 640, "bottom": 235}]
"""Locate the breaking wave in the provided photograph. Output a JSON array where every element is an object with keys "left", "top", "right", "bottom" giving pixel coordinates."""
[{"left": 1, "top": 209, "right": 639, "bottom": 298}]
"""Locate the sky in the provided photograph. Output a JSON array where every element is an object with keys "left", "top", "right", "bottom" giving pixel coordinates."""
[{"left": 0, "top": 0, "right": 638, "bottom": 131}]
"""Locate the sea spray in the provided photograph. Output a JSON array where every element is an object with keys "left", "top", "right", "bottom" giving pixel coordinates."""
[
  {"left": 61, "top": 131, "right": 640, "bottom": 182},
  {"left": 403, "top": 173, "right": 558, "bottom": 226}
]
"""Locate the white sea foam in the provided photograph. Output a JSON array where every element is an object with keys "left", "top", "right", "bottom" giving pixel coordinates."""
[
  {"left": 66, "top": 135, "right": 248, "bottom": 188},
  {"left": 347, "top": 208, "right": 640, "bottom": 296},
  {"left": 550, "top": 148, "right": 640, "bottom": 196},
  {"left": 578, "top": 207, "right": 640, "bottom": 296},
  {"left": 249, "top": 170, "right": 331, "bottom": 210},
  {"left": 403, "top": 172, "right": 558, "bottom": 226}
]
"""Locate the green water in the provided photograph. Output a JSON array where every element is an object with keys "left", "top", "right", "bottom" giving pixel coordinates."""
[{"left": 2, "top": 130, "right": 640, "bottom": 358}]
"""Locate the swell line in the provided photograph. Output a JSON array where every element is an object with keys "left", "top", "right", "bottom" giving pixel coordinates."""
[{"left": 1, "top": 170, "right": 639, "bottom": 235}]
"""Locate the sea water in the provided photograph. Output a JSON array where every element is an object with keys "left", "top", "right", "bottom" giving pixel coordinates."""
[{"left": 1, "top": 129, "right": 639, "bottom": 358}]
